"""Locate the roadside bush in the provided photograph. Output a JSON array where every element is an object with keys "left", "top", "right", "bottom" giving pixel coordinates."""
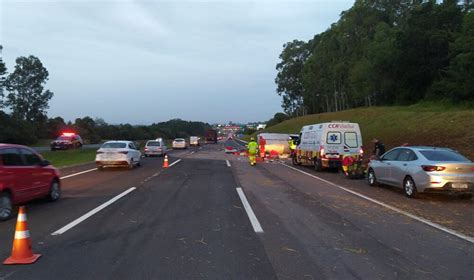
[{"left": 0, "top": 112, "right": 38, "bottom": 144}]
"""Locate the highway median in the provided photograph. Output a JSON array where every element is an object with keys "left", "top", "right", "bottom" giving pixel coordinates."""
[{"left": 40, "top": 148, "right": 97, "bottom": 168}]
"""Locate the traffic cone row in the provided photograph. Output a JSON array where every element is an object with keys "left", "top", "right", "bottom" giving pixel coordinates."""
[
  {"left": 4, "top": 206, "right": 41, "bottom": 265},
  {"left": 163, "top": 155, "right": 169, "bottom": 168}
]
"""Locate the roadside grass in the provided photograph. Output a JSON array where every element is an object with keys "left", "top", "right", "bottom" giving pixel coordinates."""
[
  {"left": 40, "top": 148, "right": 97, "bottom": 168},
  {"left": 256, "top": 105, "right": 474, "bottom": 160}
]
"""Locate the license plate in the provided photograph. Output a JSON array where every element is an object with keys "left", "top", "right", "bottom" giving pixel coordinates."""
[{"left": 452, "top": 183, "right": 468, "bottom": 189}]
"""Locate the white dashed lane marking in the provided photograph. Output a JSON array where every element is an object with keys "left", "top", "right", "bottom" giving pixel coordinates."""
[{"left": 51, "top": 187, "right": 136, "bottom": 236}]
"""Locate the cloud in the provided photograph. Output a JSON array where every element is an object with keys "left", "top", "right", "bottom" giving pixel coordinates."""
[{"left": 1, "top": 0, "right": 353, "bottom": 124}]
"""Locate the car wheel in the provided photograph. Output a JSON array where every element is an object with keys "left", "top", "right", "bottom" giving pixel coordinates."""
[
  {"left": 97, "top": 165, "right": 104, "bottom": 171},
  {"left": 403, "top": 176, "right": 418, "bottom": 198},
  {"left": 48, "top": 179, "right": 61, "bottom": 201},
  {"left": 292, "top": 155, "right": 301, "bottom": 166},
  {"left": 368, "top": 169, "right": 377, "bottom": 186},
  {"left": 0, "top": 193, "right": 13, "bottom": 221},
  {"left": 314, "top": 158, "right": 322, "bottom": 172}
]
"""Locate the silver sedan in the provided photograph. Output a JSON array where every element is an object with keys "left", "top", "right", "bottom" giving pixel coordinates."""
[{"left": 367, "top": 146, "right": 474, "bottom": 198}]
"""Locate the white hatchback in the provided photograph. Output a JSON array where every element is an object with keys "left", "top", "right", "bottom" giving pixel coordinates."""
[
  {"left": 95, "top": 141, "right": 141, "bottom": 170},
  {"left": 172, "top": 138, "right": 187, "bottom": 149},
  {"left": 144, "top": 139, "right": 167, "bottom": 157}
]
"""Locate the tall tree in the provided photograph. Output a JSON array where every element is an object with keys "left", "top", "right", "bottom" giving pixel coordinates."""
[
  {"left": 4, "top": 55, "right": 54, "bottom": 122},
  {"left": 275, "top": 40, "right": 311, "bottom": 116},
  {"left": 0, "top": 45, "right": 7, "bottom": 109}
]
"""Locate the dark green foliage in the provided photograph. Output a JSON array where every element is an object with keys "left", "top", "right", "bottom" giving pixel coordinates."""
[
  {"left": 90, "top": 118, "right": 211, "bottom": 142},
  {"left": 0, "top": 112, "right": 38, "bottom": 144},
  {"left": 0, "top": 45, "right": 6, "bottom": 109},
  {"left": 276, "top": 0, "right": 474, "bottom": 114},
  {"left": 266, "top": 112, "right": 290, "bottom": 128}
]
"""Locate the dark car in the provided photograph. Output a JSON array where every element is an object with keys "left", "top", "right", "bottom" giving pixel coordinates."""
[
  {"left": 50, "top": 132, "right": 83, "bottom": 151},
  {"left": 0, "top": 144, "right": 61, "bottom": 221}
]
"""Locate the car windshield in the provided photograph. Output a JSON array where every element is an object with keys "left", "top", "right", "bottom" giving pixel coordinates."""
[
  {"left": 57, "top": 136, "right": 72, "bottom": 140},
  {"left": 147, "top": 141, "right": 161, "bottom": 147},
  {"left": 420, "top": 150, "right": 470, "bottom": 162},
  {"left": 175, "top": 139, "right": 184, "bottom": 142},
  {"left": 101, "top": 142, "right": 126, "bottom": 149}
]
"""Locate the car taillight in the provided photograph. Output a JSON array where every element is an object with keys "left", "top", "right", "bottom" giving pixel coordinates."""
[
  {"left": 422, "top": 165, "right": 446, "bottom": 172},
  {"left": 119, "top": 151, "right": 128, "bottom": 154},
  {"left": 471, "top": 167, "right": 474, "bottom": 171},
  {"left": 144, "top": 148, "right": 148, "bottom": 151}
]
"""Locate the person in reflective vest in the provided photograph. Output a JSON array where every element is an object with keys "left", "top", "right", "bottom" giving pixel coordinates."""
[
  {"left": 258, "top": 136, "right": 266, "bottom": 159},
  {"left": 288, "top": 137, "right": 297, "bottom": 155},
  {"left": 247, "top": 137, "right": 259, "bottom": 166}
]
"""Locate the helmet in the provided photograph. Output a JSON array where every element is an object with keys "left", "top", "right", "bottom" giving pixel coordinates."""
[{"left": 250, "top": 137, "right": 255, "bottom": 141}]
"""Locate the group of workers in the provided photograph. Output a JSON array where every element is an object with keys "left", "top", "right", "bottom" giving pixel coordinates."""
[{"left": 246, "top": 135, "right": 386, "bottom": 167}]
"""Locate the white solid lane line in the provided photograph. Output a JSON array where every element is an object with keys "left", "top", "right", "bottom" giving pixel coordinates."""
[
  {"left": 51, "top": 187, "right": 136, "bottom": 236},
  {"left": 281, "top": 163, "right": 474, "bottom": 243},
  {"left": 60, "top": 168, "right": 97, "bottom": 180},
  {"left": 226, "top": 160, "right": 231, "bottom": 167},
  {"left": 169, "top": 159, "right": 182, "bottom": 167},
  {"left": 236, "top": 187, "right": 264, "bottom": 233}
]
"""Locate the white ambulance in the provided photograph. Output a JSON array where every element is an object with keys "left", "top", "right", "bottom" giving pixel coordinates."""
[{"left": 293, "top": 122, "right": 364, "bottom": 170}]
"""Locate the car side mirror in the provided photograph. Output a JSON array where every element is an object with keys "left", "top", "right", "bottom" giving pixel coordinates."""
[{"left": 40, "top": 160, "right": 50, "bottom": 167}]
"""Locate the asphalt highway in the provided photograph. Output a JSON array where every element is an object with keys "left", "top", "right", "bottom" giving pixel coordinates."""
[{"left": 0, "top": 141, "right": 472, "bottom": 279}]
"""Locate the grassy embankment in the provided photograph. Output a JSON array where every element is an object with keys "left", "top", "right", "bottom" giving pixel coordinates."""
[
  {"left": 40, "top": 149, "right": 97, "bottom": 168},
  {"left": 254, "top": 104, "right": 474, "bottom": 160}
]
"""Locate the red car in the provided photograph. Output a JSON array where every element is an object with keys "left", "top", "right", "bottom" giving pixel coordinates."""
[{"left": 0, "top": 144, "right": 61, "bottom": 221}]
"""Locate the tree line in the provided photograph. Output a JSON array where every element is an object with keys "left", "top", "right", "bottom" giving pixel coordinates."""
[
  {"left": 0, "top": 47, "right": 210, "bottom": 144},
  {"left": 275, "top": 0, "right": 474, "bottom": 116}
]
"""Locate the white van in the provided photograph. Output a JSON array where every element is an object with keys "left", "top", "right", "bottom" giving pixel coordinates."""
[
  {"left": 190, "top": 136, "right": 199, "bottom": 146},
  {"left": 294, "top": 122, "right": 363, "bottom": 170}
]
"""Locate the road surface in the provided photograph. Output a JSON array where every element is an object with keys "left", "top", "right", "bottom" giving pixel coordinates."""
[{"left": 0, "top": 141, "right": 472, "bottom": 279}]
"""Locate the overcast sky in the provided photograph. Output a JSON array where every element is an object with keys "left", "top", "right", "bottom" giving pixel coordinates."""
[{"left": 1, "top": 0, "right": 353, "bottom": 124}]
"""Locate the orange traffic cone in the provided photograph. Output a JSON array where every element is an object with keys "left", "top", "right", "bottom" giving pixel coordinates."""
[
  {"left": 4, "top": 206, "right": 41, "bottom": 265},
  {"left": 163, "top": 155, "right": 169, "bottom": 168}
]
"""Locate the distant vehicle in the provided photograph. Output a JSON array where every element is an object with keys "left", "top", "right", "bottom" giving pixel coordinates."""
[
  {"left": 95, "top": 141, "right": 141, "bottom": 170},
  {"left": 172, "top": 138, "right": 187, "bottom": 149},
  {"left": 144, "top": 139, "right": 167, "bottom": 157},
  {"left": 293, "top": 122, "right": 363, "bottom": 171},
  {"left": 0, "top": 144, "right": 61, "bottom": 221},
  {"left": 368, "top": 146, "right": 474, "bottom": 199},
  {"left": 190, "top": 136, "right": 200, "bottom": 146},
  {"left": 205, "top": 129, "right": 218, "bottom": 144},
  {"left": 227, "top": 133, "right": 234, "bottom": 140},
  {"left": 50, "top": 132, "right": 83, "bottom": 151}
]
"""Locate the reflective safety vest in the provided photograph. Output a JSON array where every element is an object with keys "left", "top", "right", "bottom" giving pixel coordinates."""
[
  {"left": 288, "top": 140, "right": 296, "bottom": 150},
  {"left": 247, "top": 141, "right": 258, "bottom": 155}
]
